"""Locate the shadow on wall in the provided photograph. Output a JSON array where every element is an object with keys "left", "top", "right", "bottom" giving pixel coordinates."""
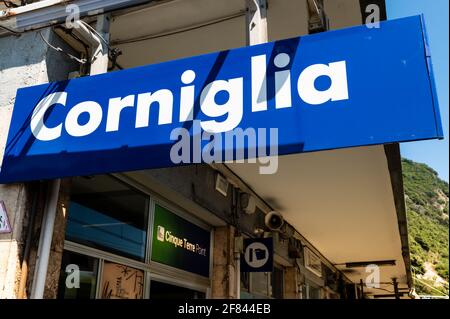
[
  {"left": 45, "top": 30, "right": 81, "bottom": 82},
  {"left": 0, "top": 29, "right": 80, "bottom": 82}
]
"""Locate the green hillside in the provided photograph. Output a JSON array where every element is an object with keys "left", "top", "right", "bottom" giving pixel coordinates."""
[{"left": 402, "top": 158, "right": 449, "bottom": 296}]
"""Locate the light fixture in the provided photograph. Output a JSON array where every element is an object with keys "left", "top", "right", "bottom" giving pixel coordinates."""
[
  {"left": 264, "top": 211, "right": 284, "bottom": 231},
  {"left": 215, "top": 173, "right": 229, "bottom": 197},
  {"left": 240, "top": 192, "right": 256, "bottom": 214},
  {"left": 253, "top": 228, "right": 264, "bottom": 236}
]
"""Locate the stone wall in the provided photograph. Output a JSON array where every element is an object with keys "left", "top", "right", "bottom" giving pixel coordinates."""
[{"left": 211, "top": 226, "right": 237, "bottom": 298}]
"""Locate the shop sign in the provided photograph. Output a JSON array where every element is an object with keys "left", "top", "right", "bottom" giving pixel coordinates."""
[
  {"left": 0, "top": 15, "right": 443, "bottom": 183},
  {"left": 151, "top": 205, "right": 210, "bottom": 277},
  {"left": 241, "top": 238, "right": 273, "bottom": 272},
  {"left": 0, "top": 201, "right": 12, "bottom": 234}
]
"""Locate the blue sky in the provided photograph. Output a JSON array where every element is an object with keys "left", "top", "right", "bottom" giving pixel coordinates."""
[{"left": 386, "top": 0, "right": 449, "bottom": 182}]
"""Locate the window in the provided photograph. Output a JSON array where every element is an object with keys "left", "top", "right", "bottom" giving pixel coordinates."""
[
  {"left": 57, "top": 250, "right": 98, "bottom": 299},
  {"left": 61, "top": 174, "right": 212, "bottom": 299},
  {"left": 301, "top": 284, "right": 307, "bottom": 299},
  {"left": 301, "top": 282, "right": 322, "bottom": 299},
  {"left": 304, "top": 247, "right": 322, "bottom": 277},
  {"left": 241, "top": 263, "right": 286, "bottom": 299},
  {"left": 66, "top": 175, "right": 149, "bottom": 261},
  {"left": 100, "top": 261, "right": 144, "bottom": 299},
  {"left": 308, "top": 284, "right": 321, "bottom": 299}
]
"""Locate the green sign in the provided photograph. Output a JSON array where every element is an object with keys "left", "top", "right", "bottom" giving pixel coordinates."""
[{"left": 151, "top": 205, "right": 210, "bottom": 277}]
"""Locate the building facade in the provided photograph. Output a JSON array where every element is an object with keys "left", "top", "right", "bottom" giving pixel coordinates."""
[{"left": 0, "top": 0, "right": 417, "bottom": 299}]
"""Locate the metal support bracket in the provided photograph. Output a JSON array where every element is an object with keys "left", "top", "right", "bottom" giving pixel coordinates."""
[
  {"left": 307, "top": 0, "right": 328, "bottom": 34},
  {"left": 245, "top": 0, "right": 268, "bottom": 45}
]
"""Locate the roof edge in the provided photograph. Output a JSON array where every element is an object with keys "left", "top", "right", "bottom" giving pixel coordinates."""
[
  {"left": 384, "top": 143, "right": 413, "bottom": 289},
  {"left": 362, "top": 0, "right": 413, "bottom": 292}
]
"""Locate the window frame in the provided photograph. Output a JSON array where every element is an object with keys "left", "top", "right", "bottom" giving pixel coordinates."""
[
  {"left": 66, "top": 174, "right": 151, "bottom": 262},
  {"left": 63, "top": 172, "right": 214, "bottom": 299}
]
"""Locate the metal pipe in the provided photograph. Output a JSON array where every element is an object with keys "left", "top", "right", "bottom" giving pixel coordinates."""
[
  {"left": 30, "top": 179, "right": 60, "bottom": 299},
  {"left": 393, "top": 278, "right": 400, "bottom": 300},
  {"left": 232, "top": 187, "right": 240, "bottom": 299},
  {"left": 17, "top": 182, "right": 41, "bottom": 299},
  {"left": 234, "top": 245, "right": 240, "bottom": 298},
  {"left": 359, "top": 279, "right": 364, "bottom": 299}
]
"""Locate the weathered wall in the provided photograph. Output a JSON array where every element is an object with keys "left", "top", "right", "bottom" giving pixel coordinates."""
[
  {"left": 284, "top": 267, "right": 300, "bottom": 299},
  {"left": 143, "top": 165, "right": 269, "bottom": 236},
  {"left": 211, "top": 226, "right": 237, "bottom": 298},
  {"left": 0, "top": 29, "right": 79, "bottom": 298},
  {"left": 0, "top": 30, "right": 49, "bottom": 299}
]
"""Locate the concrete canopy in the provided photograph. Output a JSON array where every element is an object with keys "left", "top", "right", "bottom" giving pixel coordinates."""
[{"left": 227, "top": 145, "right": 411, "bottom": 298}]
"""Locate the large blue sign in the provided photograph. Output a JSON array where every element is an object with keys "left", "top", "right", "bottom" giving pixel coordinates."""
[{"left": 0, "top": 15, "right": 443, "bottom": 183}]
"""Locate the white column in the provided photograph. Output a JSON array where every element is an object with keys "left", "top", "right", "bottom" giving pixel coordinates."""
[{"left": 30, "top": 179, "right": 60, "bottom": 299}]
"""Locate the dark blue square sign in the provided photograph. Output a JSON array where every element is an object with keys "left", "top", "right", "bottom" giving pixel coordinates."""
[{"left": 241, "top": 238, "right": 273, "bottom": 272}]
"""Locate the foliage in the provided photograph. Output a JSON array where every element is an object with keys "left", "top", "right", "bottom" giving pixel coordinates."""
[
  {"left": 414, "top": 277, "right": 449, "bottom": 296},
  {"left": 402, "top": 158, "right": 449, "bottom": 295}
]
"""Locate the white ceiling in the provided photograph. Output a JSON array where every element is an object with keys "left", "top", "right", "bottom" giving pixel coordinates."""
[
  {"left": 110, "top": 0, "right": 246, "bottom": 68},
  {"left": 227, "top": 145, "right": 410, "bottom": 295},
  {"left": 111, "top": 0, "right": 246, "bottom": 43}
]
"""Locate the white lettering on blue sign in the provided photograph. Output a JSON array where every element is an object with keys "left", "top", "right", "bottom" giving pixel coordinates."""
[
  {"left": 30, "top": 54, "right": 348, "bottom": 141},
  {"left": 2, "top": 16, "right": 440, "bottom": 184}
]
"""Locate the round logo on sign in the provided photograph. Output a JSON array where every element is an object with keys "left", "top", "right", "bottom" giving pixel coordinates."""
[{"left": 244, "top": 242, "right": 269, "bottom": 269}]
